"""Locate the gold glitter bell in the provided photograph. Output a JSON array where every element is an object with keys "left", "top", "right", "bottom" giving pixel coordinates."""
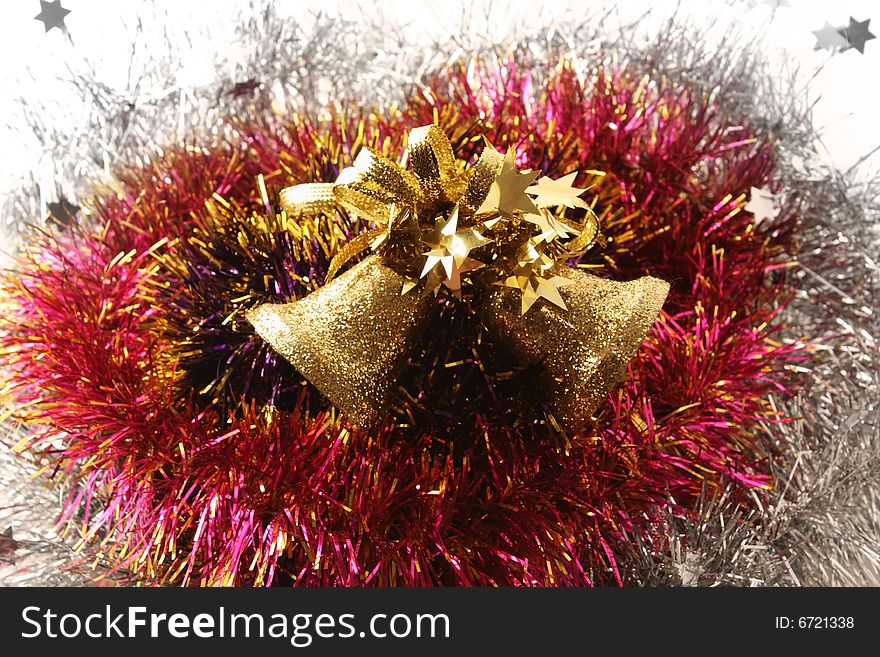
[
  {"left": 246, "top": 255, "right": 434, "bottom": 426},
  {"left": 480, "top": 266, "right": 669, "bottom": 434}
]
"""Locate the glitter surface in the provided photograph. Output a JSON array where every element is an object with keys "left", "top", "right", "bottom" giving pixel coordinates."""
[
  {"left": 247, "top": 255, "right": 435, "bottom": 426},
  {"left": 278, "top": 183, "right": 337, "bottom": 218},
  {"left": 482, "top": 267, "right": 669, "bottom": 433}
]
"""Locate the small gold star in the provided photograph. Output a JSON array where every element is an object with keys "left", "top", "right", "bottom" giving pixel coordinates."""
[
  {"left": 523, "top": 209, "right": 580, "bottom": 243},
  {"left": 501, "top": 239, "right": 575, "bottom": 313},
  {"left": 419, "top": 205, "right": 491, "bottom": 294},
  {"left": 476, "top": 146, "right": 540, "bottom": 217},
  {"left": 526, "top": 172, "right": 589, "bottom": 209}
]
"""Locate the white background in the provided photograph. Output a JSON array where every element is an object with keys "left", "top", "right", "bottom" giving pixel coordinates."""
[{"left": 0, "top": 0, "right": 878, "bottom": 221}]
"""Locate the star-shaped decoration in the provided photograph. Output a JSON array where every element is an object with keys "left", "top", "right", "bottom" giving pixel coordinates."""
[
  {"left": 744, "top": 186, "right": 779, "bottom": 224},
  {"left": 501, "top": 239, "right": 575, "bottom": 313},
  {"left": 46, "top": 195, "right": 80, "bottom": 227},
  {"left": 523, "top": 209, "right": 580, "bottom": 243},
  {"left": 419, "top": 205, "right": 491, "bottom": 294},
  {"left": 476, "top": 146, "right": 540, "bottom": 217},
  {"left": 0, "top": 526, "right": 20, "bottom": 565},
  {"left": 839, "top": 17, "right": 876, "bottom": 54},
  {"left": 34, "top": 0, "right": 71, "bottom": 33},
  {"left": 812, "top": 21, "right": 848, "bottom": 52},
  {"left": 526, "top": 172, "right": 590, "bottom": 210}
]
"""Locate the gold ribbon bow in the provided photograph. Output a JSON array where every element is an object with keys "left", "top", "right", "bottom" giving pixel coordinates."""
[{"left": 247, "top": 125, "right": 669, "bottom": 433}]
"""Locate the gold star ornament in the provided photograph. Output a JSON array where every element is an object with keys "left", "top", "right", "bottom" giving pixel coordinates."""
[
  {"left": 523, "top": 209, "right": 581, "bottom": 243},
  {"left": 501, "top": 238, "right": 575, "bottom": 313},
  {"left": 526, "top": 172, "right": 590, "bottom": 209},
  {"left": 477, "top": 146, "right": 540, "bottom": 217},
  {"left": 419, "top": 205, "right": 492, "bottom": 295}
]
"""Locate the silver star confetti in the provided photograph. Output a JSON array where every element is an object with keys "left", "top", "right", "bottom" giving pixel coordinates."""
[
  {"left": 812, "top": 21, "right": 848, "bottom": 52},
  {"left": 33, "top": 0, "right": 71, "bottom": 34},
  {"left": 839, "top": 17, "right": 876, "bottom": 54},
  {"left": 744, "top": 185, "right": 779, "bottom": 224}
]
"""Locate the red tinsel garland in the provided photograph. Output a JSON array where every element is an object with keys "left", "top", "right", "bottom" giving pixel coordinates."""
[{"left": 0, "top": 59, "right": 809, "bottom": 586}]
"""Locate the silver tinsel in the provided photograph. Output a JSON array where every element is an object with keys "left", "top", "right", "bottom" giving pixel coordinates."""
[{"left": 1, "top": 0, "right": 877, "bottom": 586}]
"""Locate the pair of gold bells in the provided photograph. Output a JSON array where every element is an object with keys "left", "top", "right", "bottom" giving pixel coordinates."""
[{"left": 246, "top": 125, "right": 669, "bottom": 434}]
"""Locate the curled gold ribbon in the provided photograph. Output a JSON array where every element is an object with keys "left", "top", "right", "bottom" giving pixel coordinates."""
[
  {"left": 461, "top": 144, "right": 506, "bottom": 215},
  {"left": 278, "top": 125, "right": 604, "bottom": 295},
  {"left": 325, "top": 226, "right": 386, "bottom": 282},
  {"left": 279, "top": 183, "right": 336, "bottom": 217},
  {"left": 281, "top": 125, "right": 475, "bottom": 283}
]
